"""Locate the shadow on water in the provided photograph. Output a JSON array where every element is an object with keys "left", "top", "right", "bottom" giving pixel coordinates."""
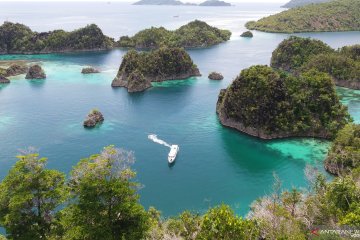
[
  {"left": 220, "top": 126, "right": 285, "bottom": 174},
  {"left": 27, "top": 79, "right": 46, "bottom": 88},
  {"left": 0, "top": 83, "right": 9, "bottom": 91}
]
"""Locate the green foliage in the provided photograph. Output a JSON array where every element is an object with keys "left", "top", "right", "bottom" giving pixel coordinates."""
[
  {"left": 271, "top": 36, "right": 360, "bottom": 89},
  {"left": 271, "top": 36, "right": 334, "bottom": 71},
  {"left": 246, "top": 0, "right": 360, "bottom": 33},
  {"left": 0, "top": 150, "right": 66, "bottom": 240},
  {"left": 219, "top": 65, "right": 349, "bottom": 138},
  {"left": 197, "top": 204, "right": 259, "bottom": 240},
  {"left": 116, "top": 47, "right": 198, "bottom": 81},
  {"left": 282, "top": 0, "right": 331, "bottom": 8},
  {"left": 59, "top": 145, "right": 150, "bottom": 240},
  {"left": 117, "top": 20, "right": 231, "bottom": 49},
  {"left": 325, "top": 124, "right": 360, "bottom": 175},
  {"left": 0, "top": 22, "right": 114, "bottom": 54}
]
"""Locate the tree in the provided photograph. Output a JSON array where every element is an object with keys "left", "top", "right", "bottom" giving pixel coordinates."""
[
  {"left": 59, "top": 145, "right": 150, "bottom": 240},
  {"left": 197, "top": 204, "right": 259, "bottom": 240},
  {"left": 0, "top": 148, "right": 66, "bottom": 240}
]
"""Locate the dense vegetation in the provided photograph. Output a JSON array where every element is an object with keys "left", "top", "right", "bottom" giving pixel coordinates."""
[
  {"left": 113, "top": 47, "right": 200, "bottom": 83},
  {"left": 281, "top": 0, "right": 332, "bottom": 8},
  {"left": 117, "top": 20, "right": 231, "bottom": 49},
  {"left": 271, "top": 36, "right": 360, "bottom": 89},
  {"left": 246, "top": 0, "right": 360, "bottom": 33},
  {"left": 217, "top": 65, "right": 350, "bottom": 139},
  {"left": 0, "top": 22, "right": 115, "bottom": 54},
  {"left": 325, "top": 123, "right": 360, "bottom": 175},
  {"left": 1, "top": 143, "right": 360, "bottom": 239}
]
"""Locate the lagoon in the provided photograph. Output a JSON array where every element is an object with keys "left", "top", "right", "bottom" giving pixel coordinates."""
[{"left": 0, "top": 2, "right": 360, "bottom": 217}]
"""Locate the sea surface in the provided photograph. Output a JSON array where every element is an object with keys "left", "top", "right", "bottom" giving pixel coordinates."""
[{"left": 0, "top": 2, "right": 360, "bottom": 218}]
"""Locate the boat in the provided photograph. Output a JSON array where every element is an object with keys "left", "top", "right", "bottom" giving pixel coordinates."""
[{"left": 168, "top": 145, "right": 179, "bottom": 163}]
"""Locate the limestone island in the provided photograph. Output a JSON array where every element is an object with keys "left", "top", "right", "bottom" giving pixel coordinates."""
[
  {"left": 25, "top": 65, "right": 46, "bottom": 79},
  {"left": 0, "top": 22, "right": 115, "bottom": 54},
  {"left": 117, "top": 20, "right": 231, "bottom": 49},
  {"left": 81, "top": 67, "right": 100, "bottom": 74},
  {"left": 240, "top": 31, "right": 253, "bottom": 38},
  {"left": 199, "top": 0, "right": 231, "bottom": 6},
  {"left": 83, "top": 109, "right": 104, "bottom": 128},
  {"left": 0, "top": 63, "right": 28, "bottom": 82},
  {"left": 208, "top": 72, "right": 224, "bottom": 80},
  {"left": 112, "top": 47, "right": 201, "bottom": 92},
  {"left": 216, "top": 65, "right": 350, "bottom": 140},
  {"left": 271, "top": 36, "right": 360, "bottom": 89},
  {"left": 324, "top": 123, "right": 360, "bottom": 175},
  {"left": 246, "top": 0, "right": 360, "bottom": 33}
]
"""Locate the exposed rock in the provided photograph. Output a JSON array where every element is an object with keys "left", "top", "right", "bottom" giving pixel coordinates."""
[
  {"left": 240, "top": 31, "right": 253, "bottom": 38},
  {"left": 25, "top": 65, "right": 46, "bottom": 79},
  {"left": 0, "top": 76, "right": 10, "bottom": 84},
  {"left": 127, "top": 71, "right": 152, "bottom": 93},
  {"left": 81, "top": 67, "right": 100, "bottom": 74},
  {"left": 6, "top": 64, "right": 28, "bottom": 77},
  {"left": 83, "top": 109, "right": 104, "bottom": 128},
  {"left": 208, "top": 72, "right": 224, "bottom": 80}
]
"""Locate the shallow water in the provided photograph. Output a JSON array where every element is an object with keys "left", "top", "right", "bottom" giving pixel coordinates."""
[{"left": 0, "top": 2, "right": 360, "bottom": 218}]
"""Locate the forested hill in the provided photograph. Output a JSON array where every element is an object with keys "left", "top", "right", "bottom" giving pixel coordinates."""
[
  {"left": 281, "top": 0, "right": 332, "bottom": 8},
  {"left": 0, "top": 22, "right": 115, "bottom": 54},
  {"left": 246, "top": 0, "right": 360, "bottom": 33}
]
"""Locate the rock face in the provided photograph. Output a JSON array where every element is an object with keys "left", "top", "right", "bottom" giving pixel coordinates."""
[
  {"left": 25, "top": 65, "right": 46, "bottom": 79},
  {"left": 112, "top": 47, "right": 201, "bottom": 92},
  {"left": 81, "top": 67, "right": 100, "bottom": 74},
  {"left": 240, "top": 31, "right": 253, "bottom": 38},
  {"left": 127, "top": 71, "right": 152, "bottom": 93},
  {"left": 208, "top": 72, "right": 224, "bottom": 80},
  {"left": 0, "top": 76, "right": 10, "bottom": 84},
  {"left": 83, "top": 109, "right": 104, "bottom": 128},
  {"left": 216, "top": 65, "right": 350, "bottom": 140},
  {"left": 6, "top": 64, "right": 28, "bottom": 76}
]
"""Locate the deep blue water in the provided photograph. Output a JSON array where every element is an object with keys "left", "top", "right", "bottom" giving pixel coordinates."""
[{"left": 0, "top": 2, "right": 359, "bottom": 219}]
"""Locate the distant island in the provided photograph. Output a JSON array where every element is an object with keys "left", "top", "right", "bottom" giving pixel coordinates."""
[
  {"left": 112, "top": 47, "right": 201, "bottom": 92},
  {"left": 271, "top": 36, "right": 360, "bottom": 89},
  {"left": 133, "top": 0, "right": 231, "bottom": 6},
  {"left": 246, "top": 0, "right": 360, "bottom": 33},
  {"left": 216, "top": 65, "right": 350, "bottom": 139},
  {"left": 0, "top": 22, "right": 115, "bottom": 54},
  {"left": 281, "top": 0, "right": 332, "bottom": 8},
  {"left": 117, "top": 20, "right": 231, "bottom": 49},
  {"left": 199, "top": 0, "right": 231, "bottom": 6}
]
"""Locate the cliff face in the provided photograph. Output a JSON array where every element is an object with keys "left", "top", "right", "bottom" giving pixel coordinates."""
[
  {"left": 0, "top": 22, "right": 115, "bottom": 54},
  {"left": 216, "top": 65, "right": 349, "bottom": 140},
  {"left": 112, "top": 47, "right": 201, "bottom": 92}
]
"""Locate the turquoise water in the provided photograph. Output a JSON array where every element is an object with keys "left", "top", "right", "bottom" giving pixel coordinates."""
[{"left": 0, "top": 2, "right": 360, "bottom": 218}]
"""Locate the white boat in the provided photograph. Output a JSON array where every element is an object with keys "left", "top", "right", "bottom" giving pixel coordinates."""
[{"left": 168, "top": 145, "right": 179, "bottom": 163}]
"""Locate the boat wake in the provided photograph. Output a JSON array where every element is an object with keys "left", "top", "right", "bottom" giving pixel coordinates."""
[{"left": 148, "top": 134, "right": 171, "bottom": 148}]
